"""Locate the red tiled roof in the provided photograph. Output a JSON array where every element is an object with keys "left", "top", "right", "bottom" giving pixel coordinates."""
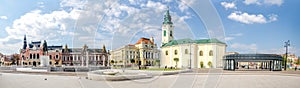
[
  {"left": 135, "top": 37, "right": 154, "bottom": 45},
  {"left": 128, "top": 44, "right": 135, "bottom": 46}
]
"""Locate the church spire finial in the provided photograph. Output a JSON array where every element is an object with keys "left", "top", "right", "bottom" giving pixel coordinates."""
[
  {"left": 23, "top": 35, "right": 27, "bottom": 49},
  {"left": 163, "top": 6, "right": 173, "bottom": 25}
]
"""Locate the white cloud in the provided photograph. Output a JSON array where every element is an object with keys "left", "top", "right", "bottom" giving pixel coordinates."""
[
  {"left": 243, "top": 0, "right": 284, "bottom": 6},
  {"left": 178, "top": 1, "right": 189, "bottom": 12},
  {"left": 37, "top": 2, "right": 45, "bottom": 8},
  {"left": 225, "top": 33, "right": 243, "bottom": 41},
  {"left": 264, "top": 0, "right": 283, "bottom": 6},
  {"left": 145, "top": 1, "right": 167, "bottom": 12},
  {"left": 0, "top": 0, "right": 84, "bottom": 54},
  {"left": 1, "top": 0, "right": 193, "bottom": 54},
  {"left": 225, "top": 37, "right": 234, "bottom": 41},
  {"left": 221, "top": 2, "right": 237, "bottom": 10},
  {"left": 228, "top": 11, "right": 278, "bottom": 24},
  {"left": 60, "top": 0, "right": 87, "bottom": 9},
  {"left": 0, "top": 16, "right": 7, "bottom": 20},
  {"left": 230, "top": 33, "right": 243, "bottom": 36},
  {"left": 164, "top": 0, "right": 172, "bottom": 3},
  {"left": 258, "top": 46, "right": 300, "bottom": 55},
  {"left": 230, "top": 43, "right": 257, "bottom": 53},
  {"left": 244, "top": 0, "right": 260, "bottom": 5},
  {"left": 268, "top": 14, "right": 278, "bottom": 22}
]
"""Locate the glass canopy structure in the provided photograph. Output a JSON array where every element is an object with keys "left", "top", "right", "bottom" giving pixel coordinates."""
[{"left": 223, "top": 54, "right": 283, "bottom": 71}]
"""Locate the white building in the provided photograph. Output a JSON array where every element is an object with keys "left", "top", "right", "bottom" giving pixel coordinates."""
[
  {"left": 111, "top": 37, "right": 160, "bottom": 66},
  {"left": 160, "top": 8, "right": 226, "bottom": 68}
]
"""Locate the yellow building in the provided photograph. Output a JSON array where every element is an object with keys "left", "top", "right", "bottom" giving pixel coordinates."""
[
  {"left": 111, "top": 37, "right": 160, "bottom": 66},
  {"left": 160, "top": 8, "right": 226, "bottom": 68}
]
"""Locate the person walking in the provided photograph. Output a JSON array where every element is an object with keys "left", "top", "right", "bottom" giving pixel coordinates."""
[{"left": 295, "top": 66, "right": 297, "bottom": 71}]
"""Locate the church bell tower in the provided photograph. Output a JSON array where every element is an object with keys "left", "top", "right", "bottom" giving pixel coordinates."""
[{"left": 162, "top": 7, "right": 174, "bottom": 44}]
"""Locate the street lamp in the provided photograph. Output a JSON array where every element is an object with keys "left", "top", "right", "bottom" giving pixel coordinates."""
[
  {"left": 284, "top": 40, "right": 290, "bottom": 70},
  {"left": 189, "top": 43, "right": 192, "bottom": 69}
]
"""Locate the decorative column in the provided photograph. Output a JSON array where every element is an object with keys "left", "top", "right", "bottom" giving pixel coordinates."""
[
  {"left": 101, "top": 56, "right": 104, "bottom": 66},
  {"left": 86, "top": 52, "right": 89, "bottom": 67}
]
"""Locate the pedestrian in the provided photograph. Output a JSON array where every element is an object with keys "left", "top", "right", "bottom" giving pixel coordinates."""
[{"left": 295, "top": 66, "right": 297, "bottom": 71}]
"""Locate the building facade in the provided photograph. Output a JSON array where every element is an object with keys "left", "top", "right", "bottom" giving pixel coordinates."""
[
  {"left": 160, "top": 8, "right": 227, "bottom": 68},
  {"left": 19, "top": 35, "right": 109, "bottom": 67},
  {"left": 62, "top": 44, "right": 109, "bottom": 66},
  {"left": 111, "top": 37, "right": 160, "bottom": 67}
]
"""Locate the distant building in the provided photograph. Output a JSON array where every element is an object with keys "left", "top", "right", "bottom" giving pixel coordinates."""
[
  {"left": 226, "top": 52, "right": 239, "bottom": 55},
  {"left": 160, "top": 8, "right": 227, "bottom": 68},
  {"left": 0, "top": 53, "right": 19, "bottom": 66},
  {"left": 223, "top": 54, "right": 283, "bottom": 71},
  {"left": 0, "top": 55, "right": 12, "bottom": 66},
  {"left": 111, "top": 37, "right": 160, "bottom": 66},
  {"left": 19, "top": 35, "right": 109, "bottom": 67},
  {"left": 282, "top": 54, "right": 299, "bottom": 68},
  {"left": 62, "top": 44, "right": 109, "bottom": 66}
]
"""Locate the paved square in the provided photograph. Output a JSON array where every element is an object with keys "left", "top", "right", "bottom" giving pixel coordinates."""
[{"left": 1, "top": 72, "right": 300, "bottom": 88}]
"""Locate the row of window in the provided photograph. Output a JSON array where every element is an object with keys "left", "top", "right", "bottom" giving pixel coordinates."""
[
  {"left": 29, "top": 54, "right": 40, "bottom": 59},
  {"left": 163, "top": 30, "right": 172, "bottom": 37},
  {"left": 165, "top": 49, "right": 213, "bottom": 56}
]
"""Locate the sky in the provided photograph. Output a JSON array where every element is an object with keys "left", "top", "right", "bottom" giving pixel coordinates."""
[{"left": 0, "top": 0, "right": 299, "bottom": 56}]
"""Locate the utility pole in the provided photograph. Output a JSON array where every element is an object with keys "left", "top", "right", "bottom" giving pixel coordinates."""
[{"left": 284, "top": 40, "right": 290, "bottom": 71}]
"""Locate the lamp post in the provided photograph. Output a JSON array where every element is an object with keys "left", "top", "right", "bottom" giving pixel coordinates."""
[
  {"left": 284, "top": 40, "right": 290, "bottom": 71},
  {"left": 189, "top": 43, "right": 192, "bottom": 69}
]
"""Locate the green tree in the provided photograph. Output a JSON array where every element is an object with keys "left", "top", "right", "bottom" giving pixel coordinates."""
[
  {"left": 200, "top": 61, "right": 204, "bottom": 68},
  {"left": 130, "top": 59, "right": 135, "bottom": 64},
  {"left": 208, "top": 61, "right": 212, "bottom": 68},
  {"left": 110, "top": 60, "right": 114, "bottom": 65},
  {"left": 156, "top": 60, "right": 160, "bottom": 66},
  {"left": 173, "top": 58, "right": 179, "bottom": 68},
  {"left": 282, "top": 55, "right": 287, "bottom": 68},
  {"left": 295, "top": 57, "right": 300, "bottom": 65}
]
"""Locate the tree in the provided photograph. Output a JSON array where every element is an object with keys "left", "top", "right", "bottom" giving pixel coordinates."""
[
  {"left": 173, "top": 58, "right": 179, "bottom": 68},
  {"left": 110, "top": 60, "right": 114, "bottom": 66},
  {"left": 156, "top": 60, "right": 160, "bottom": 67},
  {"left": 200, "top": 61, "right": 204, "bottom": 68},
  {"left": 208, "top": 61, "right": 212, "bottom": 68},
  {"left": 130, "top": 59, "right": 135, "bottom": 64},
  {"left": 11, "top": 54, "right": 19, "bottom": 65},
  {"left": 110, "top": 60, "right": 114, "bottom": 64},
  {"left": 295, "top": 57, "right": 300, "bottom": 65},
  {"left": 282, "top": 55, "right": 287, "bottom": 67}
]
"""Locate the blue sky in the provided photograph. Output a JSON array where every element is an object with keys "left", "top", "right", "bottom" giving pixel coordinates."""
[{"left": 0, "top": 0, "right": 299, "bottom": 56}]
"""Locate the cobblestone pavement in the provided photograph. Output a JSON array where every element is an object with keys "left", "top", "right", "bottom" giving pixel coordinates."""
[{"left": 1, "top": 70, "right": 300, "bottom": 88}]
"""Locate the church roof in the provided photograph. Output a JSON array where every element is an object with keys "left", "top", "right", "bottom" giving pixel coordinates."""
[{"left": 161, "top": 38, "right": 225, "bottom": 47}]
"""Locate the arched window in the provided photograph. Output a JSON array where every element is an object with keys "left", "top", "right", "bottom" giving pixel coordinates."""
[
  {"left": 33, "top": 54, "right": 36, "bottom": 59},
  {"left": 199, "top": 51, "right": 203, "bottom": 56},
  {"left": 30, "top": 54, "right": 32, "bottom": 59},
  {"left": 170, "top": 31, "right": 172, "bottom": 36},
  {"left": 164, "top": 30, "right": 166, "bottom": 36},
  {"left": 49, "top": 55, "right": 52, "bottom": 59},
  {"left": 165, "top": 50, "right": 168, "bottom": 55},
  {"left": 37, "top": 54, "right": 39, "bottom": 59},
  {"left": 174, "top": 50, "right": 178, "bottom": 55},
  {"left": 209, "top": 50, "right": 213, "bottom": 56},
  {"left": 185, "top": 49, "right": 188, "bottom": 54}
]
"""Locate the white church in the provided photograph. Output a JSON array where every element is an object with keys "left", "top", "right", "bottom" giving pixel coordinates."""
[{"left": 160, "top": 8, "right": 227, "bottom": 68}]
